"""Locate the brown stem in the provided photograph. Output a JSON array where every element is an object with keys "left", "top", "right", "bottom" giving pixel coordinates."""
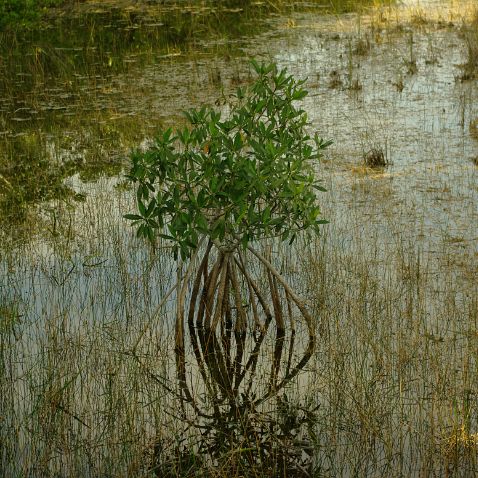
[
  {"left": 206, "top": 258, "right": 234, "bottom": 400},
  {"left": 285, "top": 290, "right": 296, "bottom": 377},
  {"left": 236, "top": 251, "right": 273, "bottom": 327},
  {"left": 211, "top": 254, "right": 230, "bottom": 333},
  {"left": 233, "top": 255, "right": 273, "bottom": 395},
  {"left": 175, "top": 263, "right": 196, "bottom": 409},
  {"left": 246, "top": 245, "right": 316, "bottom": 405},
  {"left": 196, "top": 253, "right": 235, "bottom": 403},
  {"left": 203, "top": 253, "right": 224, "bottom": 329},
  {"left": 196, "top": 252, "right": 224, "bottom": 414},
  {"left": 267, "top": 268, "right": 285, "bottom": 393},
  {"left": 229, "top": 260, "right": 247, "bottom": 392},
  {"left": 188, "top": 242, "right": 214, "bottom": 400},
  {"left": 221, "top": 260, "right": 233, "bottom": 377}
]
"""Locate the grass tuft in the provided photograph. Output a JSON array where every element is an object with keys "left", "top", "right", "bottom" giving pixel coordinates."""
[
  {"left": 363, "top": 147, "right": 387, "bottom": 168},
  {"left": 462, "top": 8, "right": 478, "bottom": 80}
]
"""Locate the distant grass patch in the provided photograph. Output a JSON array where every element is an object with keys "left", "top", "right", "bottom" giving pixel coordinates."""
[
  {"left": 0, "top": 0, "right": 65, "bottom": 29},
  {"left": 462, "top": 8, "right": 478, "bottom": 79},
  {"left": 0, "top": 0, "right": 390, "bottom": 31}
]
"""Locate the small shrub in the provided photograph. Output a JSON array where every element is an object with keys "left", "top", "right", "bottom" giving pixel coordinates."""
[
  {"left": 126, "top": 60, "right": 330, "bottom": 476},
  {"left": 126, "top": 59, "right": 331, "bottom": 259}
]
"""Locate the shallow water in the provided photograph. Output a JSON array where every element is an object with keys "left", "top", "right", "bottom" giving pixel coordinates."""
[
  {"left": 1, "top": 0, "right": 477, "bottom": 475},
  {"left": 1, "top": 0, "right": 475, "bottom": 248},
  {"left": 1, "top": 0, "right": 477, "bottom": 394},
  {"left": 1, "top": 0, "right": 476, "bottom": 371}
]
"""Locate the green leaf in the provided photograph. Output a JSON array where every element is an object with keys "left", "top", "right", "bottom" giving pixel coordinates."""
[
  {"left": 146, "top": 226, "right": 155, "bottom": 243},
  {"left": 158, "top": 233, "right": 175, "bottom": 240},
  {"left": 196, "top": 212, "right": 209, "bottom": 232},
  {"left": 292, "top": 89, "right": 308, "bottom": 100},
  {"left": 123, "top": 214, "right": 143, "bottom": 221},
  {"left": 212, "top": 218, "right": 225, "bottom": 240},
  {"left": 124, "top": 58, "right": 331, "bottom": 257},
  {"left": 197, "top": 189, "right": 207, "bottom": 207},
  {"left": 250, "top": 59, "right": 261, "bottom": 74},
  {"left": 146, "top": 199, "right": 156, "bottom": 218},
  {"left": 138, "top": 199, "right": 147, "bottom": 216}
]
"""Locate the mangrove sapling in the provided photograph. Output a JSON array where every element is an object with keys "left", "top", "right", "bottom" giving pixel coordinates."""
[{"left": 125, "top": 59, "right": 330, "bottom": 475}]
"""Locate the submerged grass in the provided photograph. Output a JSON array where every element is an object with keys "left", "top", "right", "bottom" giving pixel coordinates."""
[{"left": 1, "top": 172, "right": 477, "bottom": 476}]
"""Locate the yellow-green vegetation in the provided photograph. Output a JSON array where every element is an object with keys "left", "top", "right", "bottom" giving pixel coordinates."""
[
  {"left": 0, "top": 0, "right": 65, "bottom": 29},
  {"left": 463, "top": 8, "right": 478, "bottom": 79}
]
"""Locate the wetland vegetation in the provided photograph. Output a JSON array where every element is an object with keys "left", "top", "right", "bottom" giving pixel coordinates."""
[{"left": 1, "top": 0, "right": 478, "bottom": 477}]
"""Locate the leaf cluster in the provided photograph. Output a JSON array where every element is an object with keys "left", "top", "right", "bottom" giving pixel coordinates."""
[{"left": 125, "top": 60, "right": 331, "bottom": 259}]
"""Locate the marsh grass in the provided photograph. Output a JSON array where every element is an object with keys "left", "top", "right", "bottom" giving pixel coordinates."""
[
  {"left": 363, "top": 147, "right": 387, "bottom": 168},
  {"left": 0, "top": 0, "right": 385, "bottom": 233},
  {"left": 0, "top": 2, "right": 293, "bottom": 228},
  {"left": 1, "top": 171, "right": 477, "bottom": 476},
  {"left": 462, "top": 8, "right": 478, "bottom": 79},
  {"left": 2, "top": 0, "right": 478, "bottom": 476}
]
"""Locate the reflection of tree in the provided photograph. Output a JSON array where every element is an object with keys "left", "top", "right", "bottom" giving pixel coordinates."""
[
  {"left": 176, "top": 241, "right": 315, "bottom": 415},
  {"left": 0, "top": 136, "right": 74, "bottom": 226}
]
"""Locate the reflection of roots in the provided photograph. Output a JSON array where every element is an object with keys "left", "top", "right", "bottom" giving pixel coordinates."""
[
  {"left": 174, "top": 240, "right": 316, "bottom": 416},
  {"left": 153, "top": 240, "right": 318, "bottom": 476}
]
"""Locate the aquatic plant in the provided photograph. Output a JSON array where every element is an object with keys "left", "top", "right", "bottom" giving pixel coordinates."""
[
  {"left": 126, "top": 60, "right": 330, "bottom": 258},
  {"left": 125, "top": 59, "right": 330, "bottom": 474},
  {"left": 462, "top": 8, "right": 478, "bottom": 79}
]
